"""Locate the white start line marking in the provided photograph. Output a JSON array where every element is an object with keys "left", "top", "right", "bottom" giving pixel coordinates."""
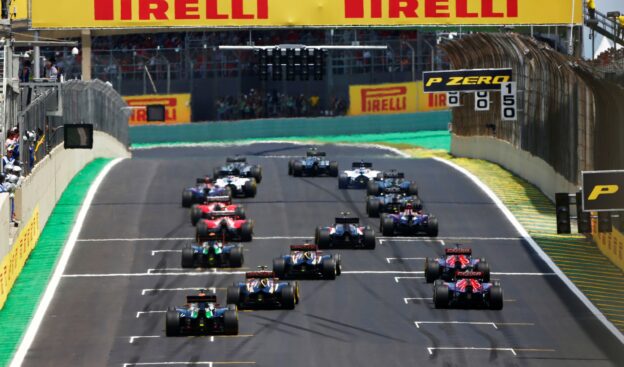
[
  {"left": 426, "top": 347, "right": 556, "bottom": 356},
  {"left": 386, "top": 257, "right": 427, "bottom": 263},
  {"left": 404, "top": 297, "right": 517, "bottom": 304},
  {"left": 61, "top": 271, "right": 556, "bottom": 278},
  {"left": 77, "top": 236, "right": 310, "bottom": 242},
  {"left": 151, "top": 250, "right": 182, "bottom": 256},
  {"left": 414, "top": 321, "right": 534, "bottom": 329},
  {"left": 379, "top": 239, "right": 445, "bottom": 246},
  {"left": 136, "top": 311, "right": 167, "bottom": 318},
  {"left": 142, "top": 287, "right": 218, "bottom": 296},
  {"left": 122, "top": 361, "right": 256, "bottom": 366},
  {"left": 129, "top": 335, "right": 253, "bottom": 344}
]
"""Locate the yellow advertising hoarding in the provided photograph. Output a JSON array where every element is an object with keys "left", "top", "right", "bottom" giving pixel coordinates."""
[
  {"left": 30, "top": 0, "right": 583, "bottom": 29},
  {"left": 123, "top": 93, "right": 191, "bottom": 125},
  {"left": 12, "top": 0, "right": 29, "bottom": 20},
  {"left": 349, "top": 81, "right": 447, "bottom": 115},
  {"left": 0, "top": 207, "right": 40, "bottom": 310}
]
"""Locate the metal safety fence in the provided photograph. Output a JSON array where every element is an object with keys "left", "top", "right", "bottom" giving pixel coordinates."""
[
  {"left": 18, "top": 80, "right": 129, "bottom": 175},
  {"left": 441, "top": 33, "right": 624, "bottom": 185}
]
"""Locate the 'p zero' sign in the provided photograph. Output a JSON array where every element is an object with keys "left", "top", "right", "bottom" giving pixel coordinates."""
[
  {"left": 582, "top": 170, "right": 624, "bottom": 212},
  {"left": 422, "top": 69, "right": 513, "bottom": 93}
]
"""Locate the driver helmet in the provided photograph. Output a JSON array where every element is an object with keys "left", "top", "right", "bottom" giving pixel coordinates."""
[
  {"left": 304, "top": 251, "right": 314, "bottom": 260},
  {"left": 260, "top": 278, "right": 270, "bottom": 288},
  {"left": 404, "top": 202, "right": 414, "bottom": 216}
]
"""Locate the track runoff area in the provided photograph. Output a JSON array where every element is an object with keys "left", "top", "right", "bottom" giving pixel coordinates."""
[{"left": 9, "top": 143, "right": 623, "bottom": 366}]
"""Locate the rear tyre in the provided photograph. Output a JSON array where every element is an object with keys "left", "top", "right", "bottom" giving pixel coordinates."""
[
  {"left": 250, "top": 167, "right": 262, "bottom": 183},
  {"left": 338, "top": 174, "right": 349, "bottom": 189},
  {"left": 363, "top": 229, "right": 376, "bottom": 249},
  {"left": 190, "top": 205, "right": 202, "bottom": 226},
  {"left": 229, "top": 246, "right": 244, "bottom": 267},
  {"left": 273, "top": 258, "right": 286, "bottom": 279},
  {"left": 489, "top": 285, "right": 504, "bottom": 310},
  {"left": 293, "top": 162, "right": 303, "bottom": 177},
  {"left": 196, "top": 221, "right": 210, "bottom": 241},
  {"left": 367, "top": 181, "right": 380, "bottom": 196},
  {"left": 182, "top": 190, "right": 194, "bottom": 208},
  {"left": 234, "top": 207, "right": 246, "bottom": 219},
  {"left": 165, "top": 308, "right": 180, "bottom": 336},
  {"left": 181, "top": 246, "right": 195, "bottom": 268},
  {"left": 381, "top": 216, "right": 395, "bottom": 236},
  {"left": 426, "top": 216, "right": 439, "bottom": 237},
  {"left": 223, "top": 310, "right": 239, "bottom": 335},
  {"left": 425, "top": 258, "right": 441, "bottom": 283},
  {"left": 367, "top": 197, "right": 381, "bottom": 218},
  {"left": 329, "top": 161, "right": 339, "bottom": 177},
  {"left": 288, "top": 160, "right": 294, "bottom": 175},
  {"left": 280, "top": 285, "right": 296, "bottom": 310},
  {"left": 433, "top": 285, "right": 449, "bottom": 309},
  {"left": 317, "top": 228, "right": 331, "bottom": 249},
  {"left": 243, "top": 180, "right": 257, "bottom": 198},
  {"left": 475, "top": 261, "right": 490, "bottom": 282},
  {"left": 321, "top": 258, "right": 337, "bottom": 280},
  {"left": 226, "top": 286, "right": 241, "bottom": 306},
  {"left": 408, "top": 183, "right": 419, "bottom": 196},
  {"left": 334, "top": 254, "right": 342, "bottom": 275},
  {"left": 240, "top": 222, "right": 253, "bottom": 242}
]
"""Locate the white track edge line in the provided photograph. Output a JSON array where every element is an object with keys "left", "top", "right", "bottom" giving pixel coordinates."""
[
  {"left": 10, "top": 158, "right": 126, "bottom": 367},
  {"left": 432, "top": 156, "right": 624, "bottom": 345}
]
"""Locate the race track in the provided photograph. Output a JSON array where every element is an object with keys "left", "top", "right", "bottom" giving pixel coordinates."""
[{"left": 19, "top": 143, "right": 624, "bottom": 367}]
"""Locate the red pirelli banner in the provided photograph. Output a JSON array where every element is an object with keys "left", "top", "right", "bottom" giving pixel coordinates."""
[{"left": 30, "top": 0, "right": 583, "bottom": 29}]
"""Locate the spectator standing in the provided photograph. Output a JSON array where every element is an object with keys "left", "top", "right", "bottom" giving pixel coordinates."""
[
  {"left": 2, "top": 147, "right": 15, "bottom": 173},
  {"left": 44, "top": 57, "right": 59, "bottom": 81}
]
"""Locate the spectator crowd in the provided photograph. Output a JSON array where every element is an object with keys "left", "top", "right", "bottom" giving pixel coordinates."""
[{"left": 214, "top": 90, "right": 348, "bottom": 121}]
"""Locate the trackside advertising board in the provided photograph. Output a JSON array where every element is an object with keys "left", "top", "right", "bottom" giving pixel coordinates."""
[
  {"left": 349, "top": 81, "right": 447, "bottom": 115},
  {"left": 582, "top": 170, "right": 624, "bottom": 212},
  {"left": 423, "top": 68, "right": 513, "bottom": 93},
  {"left": 30, "top": 0, "right": 583, "bottom": 29},
  {"left": 123, "top": 94, "right": 192, "bottom": 125}
]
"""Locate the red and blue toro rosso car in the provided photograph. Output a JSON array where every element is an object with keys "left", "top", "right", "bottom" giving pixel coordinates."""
[
  {"left": 226, "top": 270, "right": 300, "bottom": 310},
  {"left": 182, "top": 178, "right": 231, "bottom": 208},
  {"left": 165, "top": 292, "right": 238, "bottom": 336},
  {"left": 273, "top": 244, "right": 342, "bottom": 280},
  {"left": 181, "top": 241, "right": 244, "bottom": 268},
  {"left": 190, "top": 196, "right": 245, "bottom": 226},
  {"left": 433, "top": 271, "right": 503, "bottom": 310},
  {"left": 424, "top": 247, "right": 490, "bottom": 283},
  {"left": 196, "top": 212, "right": 253, "bottom": 242},
  {"left": 380, "top": 204, "right": 438, "bottom": 237},
  {"left": 315, "top": 214, "right": 376, "bottom": 249}
]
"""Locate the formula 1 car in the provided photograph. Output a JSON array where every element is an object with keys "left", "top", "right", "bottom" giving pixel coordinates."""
[
  {"left": 288, "top": 148, "right": 339, "bottom": 177},
  {"left": 338, "top": 162, "right": 382, "bottom": 189},
  {"left": 366, "top": 187, "right": 423, "bottom": 217},
  {"left": 380, "top": 205, "right": 438, "bottom": 237},
  {"left": 226, "top": 269, "right": 300, "bottom": 309},
  {"left": 181, "top": 241, "right": 244, "bottom": 268},
  {"left": 190, "top": 196, "right": 245, "bottom": 226},
  {"left": 424, "top": 247, "right": 490, "bottom": 283},
  {"left": 196, "top": 213, "right": 253, "bottom": 242},
  {"left": 315, "top": 214, "right": 376, "bottom": 249},
  {"left": 214, "top": 176, "right": 257, "bottom": 198},
  {"left": 367, "top": 170, "right": 419, "bottom": 196},
  {"left": 182, "top": 178, "right": 232, "bottom": 208},
  {"left": 213, "top": 156, "right": 262, "bottom": 183},
  {"left": 165, "top": 292, "right": 238, "bottom": 336},
  {"left": 273, "top": 244, "right": 342, "bottom": 280},
  {"left": 433, "top": 271, "right": 503, "bottom": 310}
]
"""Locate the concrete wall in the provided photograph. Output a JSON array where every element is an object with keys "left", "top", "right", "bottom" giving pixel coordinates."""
[
  {"left": 0, "top": 194, "right": 10, "bottom": 258},
  {"left": 14, "top": 131, "right": 130, "bottom": 237},
  {"left": 451, "top": 135, "right": 577, "bottom": 202},
  {"left": 130, "top": 111, "right": 452, "bottom": 145}
]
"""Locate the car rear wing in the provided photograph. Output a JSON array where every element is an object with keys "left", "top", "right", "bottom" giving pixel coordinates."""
[
  {"left": 226, "top": 156, "right": 247, "bottom": 163},
  {"left": 352, "top": 162, "right": 373, "bottom": 168},
  {"left": 335, "top": 217, "right": 360, "bottom": 224},
  {"left": 202, "top": 196, "right": 232, "bottom": 204},
  {"left": 382, "top": 187, "right": 403, "bottom": 194},
  {"left": 187, "top": 295, "right": 217, "bottom": 304},
  {"left": 209, "top": 211, "right": 239, "bottom": 218},
  {"left": 445, "top": 248, "right": 472, "bottom": 255},
  {"left": 455, "top": 271, "right": 484, "bottom": 279},
  {"left": 196, "top": 177, "right": 211, "bottom": 184},
  {"left": 306, "top": 151, "right": 327, "bottom": 157},
  {"left": 290, "top": 244, "right": 318, "bottom": 251},
  {"left": 383, "top": 171, "right": 405, "bottom": 179},
  {"left": 245, "top": 271, "right": 275, "bottom": 279}
]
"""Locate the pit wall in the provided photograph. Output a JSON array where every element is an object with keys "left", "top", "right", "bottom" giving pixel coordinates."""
[
  {"left": 451, "top": 135, "right": 577, "bottom": 202},
  {"left": 129, "top": 112, "right": 451, "bottom": 144}
]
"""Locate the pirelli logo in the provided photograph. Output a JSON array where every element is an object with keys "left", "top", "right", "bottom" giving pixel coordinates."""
[
  {"left": 361, "top": 86, "right": 407, "bottom": 113},
  {"left": 422, "top": 68, "right": 513, "bottom": 93}
]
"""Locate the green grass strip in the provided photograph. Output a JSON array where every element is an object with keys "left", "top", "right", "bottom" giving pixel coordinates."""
[
  {"left": 0, "top": 158, "right": 112, "bottom": 366},
  {"left": 131, "top": 130, "right": 451, "bottom": 152}
]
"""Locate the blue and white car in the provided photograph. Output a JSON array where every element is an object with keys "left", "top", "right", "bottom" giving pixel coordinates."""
[
  {"left": 182, "top": 178, "right": 231, "bottom": 207},
  {"left": 433, "top": 271, "right": 503, "bottom": 310},
  {"left": 288, "top": 148, "right": 338, "bottom": 177},
  {"left": 315, "top": 214, "right": 376, "bottom": 249},
  {"left": 165, "top": 293, "right": 238, "bottom": 336},
  {"left": 214, "top": 175, "right": 257, "bottom": 198},
  {"left": 366, "top": 187, "right": 422, "bottom": 217},
  {"left": 273, "top": 244, "right": 342, "bottom": 279},
  {"left": 226, "top": 270, "right": 299, "bottom": 309},
  {"left": 338, "top": 162, "right": 382, "bottom": 189},
  {"left": 181, "top": 241, "right": 244, "bottom": 268},
  {"left": 367, "top": 170, "right": 419, "bottom": 196},
  {"left": 213, "top": 156, "right": 262, "bottom": 183}
]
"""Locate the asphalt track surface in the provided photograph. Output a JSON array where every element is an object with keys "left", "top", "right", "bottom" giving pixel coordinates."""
[{"left": 19, "top": 143, "right": 624, "bottom": 366}]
